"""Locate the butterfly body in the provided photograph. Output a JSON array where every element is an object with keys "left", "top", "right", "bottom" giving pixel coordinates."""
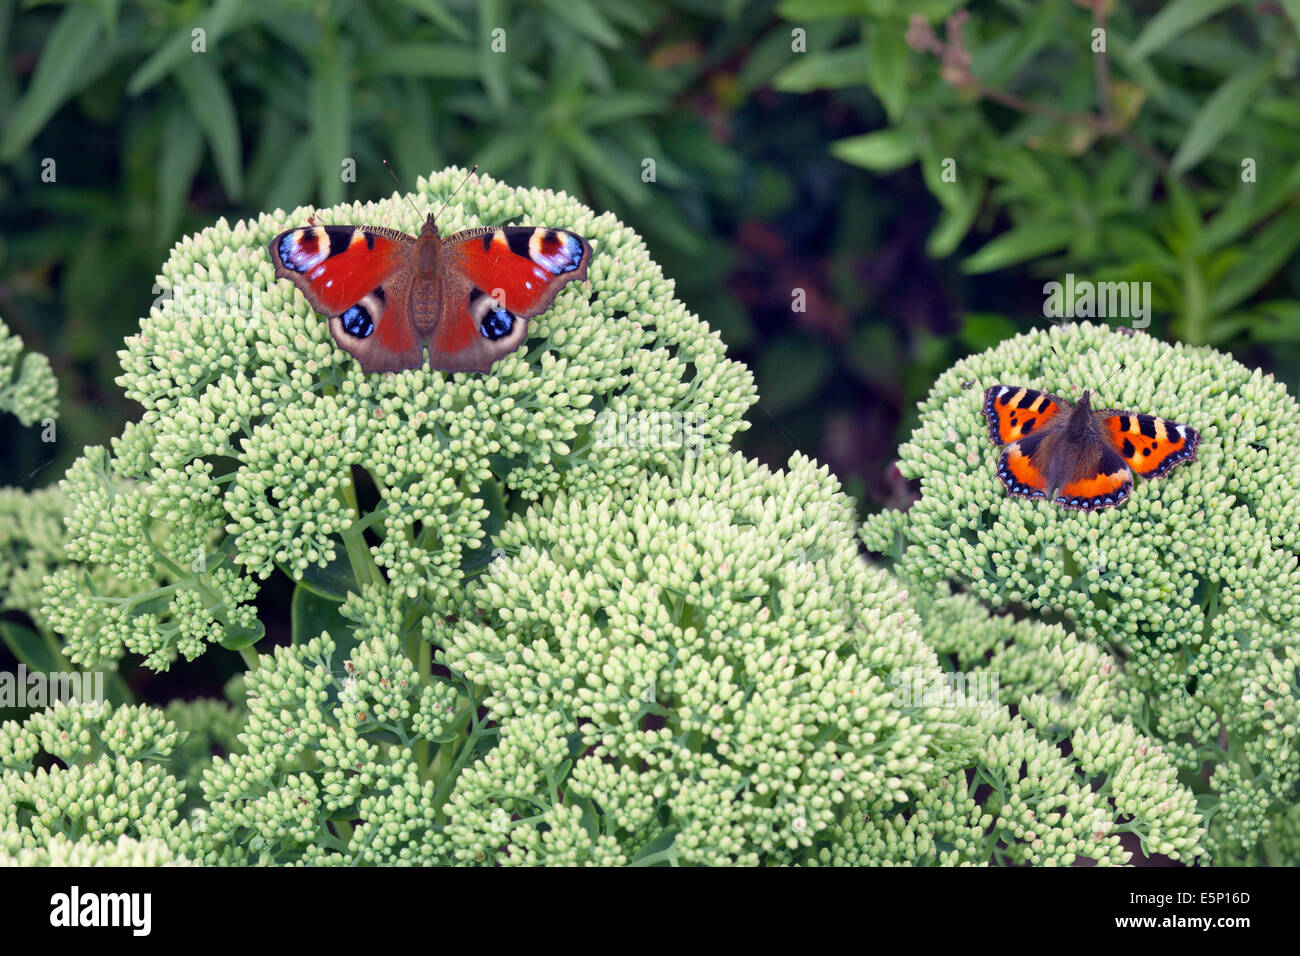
[
  {"left": 983, "top": 384, "right": 1199, "bottom": 511},
  {"left": 270, "top": 212, "right": 591, "bottom": 374}
]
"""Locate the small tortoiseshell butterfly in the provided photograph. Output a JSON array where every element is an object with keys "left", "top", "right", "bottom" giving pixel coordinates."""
[
  {"left": 270, "top": 196, "right": 591, "bottom": 374},
  {"left": 983, "top": 385, "right": 1199, "bottom": 511}
]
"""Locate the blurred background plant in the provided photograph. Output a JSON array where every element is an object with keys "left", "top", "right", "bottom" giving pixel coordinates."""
[{"left": 2, "top": 1, "right": 1299, "bottom": 699}]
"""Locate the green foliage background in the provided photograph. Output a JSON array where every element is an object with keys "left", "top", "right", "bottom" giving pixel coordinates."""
[{"left": 4, "top": 0, "right": 1300, "bottom": 500}]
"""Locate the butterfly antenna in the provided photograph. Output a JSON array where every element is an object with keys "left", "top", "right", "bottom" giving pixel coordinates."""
[
  {"left": 382, "top": 160, "right": 424, "bottom": 223},
  {"left": 1096, "top": 359, "right": 1128, "bottom": 396},
  {"left": 434, "top": 165, "right": 479, "bottom": 220},
  {"left": 1049, "top": 345, "right": 1084, "bottom": 396}
]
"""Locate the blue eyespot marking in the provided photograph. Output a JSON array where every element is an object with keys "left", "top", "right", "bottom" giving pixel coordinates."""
[
  {"left": 341, "top": 304, "right": 374, "bottom": 338},
  {"left": 481, "top": 306, "right": 514, "bottom": 340}
]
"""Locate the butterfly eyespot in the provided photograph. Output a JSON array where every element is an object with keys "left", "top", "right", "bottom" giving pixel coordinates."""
[
  {"left": 340, "top": 304, "right": 375, "bottom": 339},
  {"left": 480, "top": 306, "right": 515, "bottom": 341}
]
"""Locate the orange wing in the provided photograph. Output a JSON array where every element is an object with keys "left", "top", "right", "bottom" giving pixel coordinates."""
[
  {"left": 1054, "top": 446, "right": 1133, "bottom": 511},
  {"left": 1099, "top": 412, "right": 1200, "bottom": 479},
  {"left": 995, "top": 436, "right": 1050, "bottom": 501},
  {"left": 983, "top": 386, "right": 1065, "bottom": 445}
]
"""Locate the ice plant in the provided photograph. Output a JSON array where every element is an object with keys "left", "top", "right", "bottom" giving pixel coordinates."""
[
  {"left": 0, "top": 701, "right": 187, "bottom": 854},
  {"left": 4, "top": 180, "right": 1252, "bottom": 865},
  {"left": 0, "top": 318, "right": 57, "bottom": 428},
  {"left": 0, "top": 487, "right": 68, "bottom": 630},
  {"left": 4, "top": 451, "right": 1204, "bottom": 865},
  {"left": 863, "top": 322, "right": 1300, "bottom": 864},
  {"left": 41, "top": 167, "right": 756, "bottom": 671}
]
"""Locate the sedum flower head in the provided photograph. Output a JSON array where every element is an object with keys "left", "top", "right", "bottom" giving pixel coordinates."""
[
  {"left": 863, "top": 322, "right": 1300, "bottom": 863},
  {"left": 0, "top": 317, "right": 57, "bottom": 427},
  {"left": 0, "top": 833, "right": 193, "bottom": 866},
  {"left": 0, "top": 486, "right": 69, "bottom": 629},
  {"left": 439, "top": 452, "right": 979, "bottom": 865},
  {"left": 0, "top": 700, "right": 187, "bottom": 854},
  {"left": 194, "top": 630, "right": 460, "bottom": 865},
  {"left": 45, "top": 168, "right": 755, "bottom": 670},
  {"left": 855, "top": 587, "right": 1203, "bottom": 865},
  {"left": 191, "top": 451, "right": 987, "bottom": 865}
]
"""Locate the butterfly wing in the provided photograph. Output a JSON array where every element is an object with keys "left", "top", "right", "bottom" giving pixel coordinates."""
[
  {"left": 996, "top": 418, "right": 1134, "bottom": 510},
  {"left": 1053, "top": 444, "right": 1133, "bottom": 511},
  {"left": 1097, "top": 410, "right": 1200, "bottom": 479},
  {"left": 270, "top": 224, "right": 424, "bottom": 373},
  {"left": 983, "top": 386, "right": 1067, "bottom": 445},
  {"left": 995, "top": 427, "right": 1053, "bottom": 502},
  {"left": 424, "top": 226, "right": 592, "bottom": 373}
]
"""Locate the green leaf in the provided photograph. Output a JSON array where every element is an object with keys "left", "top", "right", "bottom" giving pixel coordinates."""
[
  {"left": 961, "top": 222, "right": 1075, "bottom": 274},
  {"left": 1209, "top": 207, "right": 1300, "bottom": 313},
  {"left": 755, "top": 338, "right": 832, "bottom": 413},
  {"left": 927, "top": 179, "right": 984, "bottom": 258},
  {"left": 126, "top": 0, "right": 243, "bottom": 95},
  {"left": 776, "top": 0, "right": 873, "bottom": 18},
  {"left": 830, "top": 129, "right": 916, "bottom": 171},
  {"left": 217, "top": 616, "right": 264, "bottom": 651},
  {"left": 156, "top": 108, "right": 203, "bottom": 248},
  {"left": 1130, "top": 0, "right": 1240, "bottom": 59},
  {"left": 773, "top": 48, "right": 868, "bottom": 93},
  {"left": 1281, "top": 0, "right": 1300, "bottom": 34},
  {"left": 561, "top": 127, "right": 648, "bottom": 207},
  {"left": 357, "top": 43, "right": 479, "bottom": 78},
  {"left": 388, "top": 80, "right": 443, "bottom": 193},
  {"left": 1169, "top": 63, "right": 1270, "bottom": 175},
  {"left": 960, "top": 313, "right": 1017, "bottom": 351},
  {"left": 471, "top": 128, "right": 536, "bottom": 178},
  {"left": 579, "top": 93, "right": 663, "bottom": 127},
  {"left": 174, "top": 57, "right": 243, "bottom": 200},
  {"left": 479, "top": 0, "right": 509, "bottom": 109},
  {"left": 538, "top": 0, "right": 621, "bottom": 47},
  {"left": 310, "top": 40, "right": 351, "bottom": 207},
  {"left": 264, "top": 136, "right": 315, "bottom": 215},
  {"left": 0, "top": 619, "right": 64, "bottom": 673},
  {"left": 1247, "top": 301, "right": 1300, "bottom": 343},
  {"left": 392, "top": 0, "right": 469, "bottom": 39},
  {"left": 1197, "top": 161, "right": 1300, "bottom": 252},
  {"left": 866, "top": 21, "right": 908, "bottom": 121},
  {"left": 287, "top": 549, "right": 360, "bottom": 602},
  {"left": 0, "top": 4, "right": 102, "bottom": 159}
]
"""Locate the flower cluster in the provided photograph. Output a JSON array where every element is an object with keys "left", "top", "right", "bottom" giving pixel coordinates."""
[
  {"left": 441, "top": 452, "right": 979, "bottom": 865},
  {"left": 829, "top": 587, "right": 1204, "bottom": 865},
  {"left": 181, "top": 450, "right": 1201, "bottom": 866},
  {"left": 44, "top": 168, "right": 755, "bottom": 670},
  {"left": 863, "top": 322, "right": 1300, "bottom": 863},
  {"left": 191, "top": 629, "right": 461, "bottom": 864},
  {"left": 0, "top": 833, "right": 190, "bottom": 866},
  {"left": 0, "top": 318, "right": 57, "bottom": 427},
  {"left": 16, "top": 181, "right": 1254, "bottom": 866},
  {"left": 0, "top": 486, "right": 68, "bottom": 629},
  {"left": 0, "top": 701, "right": 187, "bottom": 854}
]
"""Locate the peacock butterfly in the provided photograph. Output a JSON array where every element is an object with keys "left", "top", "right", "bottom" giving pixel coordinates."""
[
  {"left": 983, "top": 385, "right": 1199, "bottom": 511},
  {"left": 269, "top": 190, "right": 592, "bottom": 374}
]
